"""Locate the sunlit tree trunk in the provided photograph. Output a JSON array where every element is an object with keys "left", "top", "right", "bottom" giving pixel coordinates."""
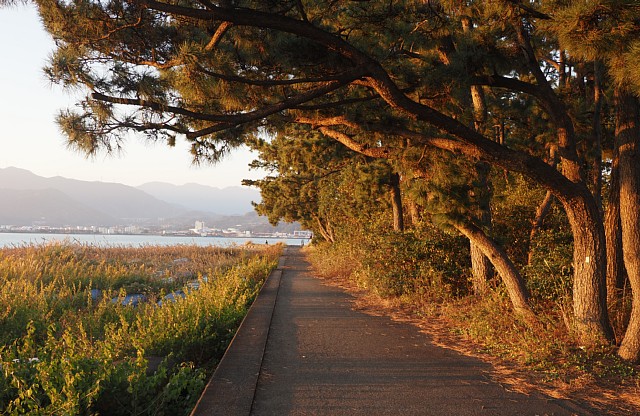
[
  {"left": 615, "top": 89, "right": 640, "bottom": 361},
  {"left": 515, "top": 22, "right": 613, "bottom": 344},
  {"left": 389, "top": 172, "right": 404, "bottom": 232},
  {"left": 470, "top": 159, "right": 493, "bottom": 296},
  {"left": 315, "top": 216, "right": 335, "bottom": 243},
  {"left": 605, "top": 137, "right": 628, "bottom": 310},
  {"left": 453, "top": 221, "right": 536, "bottom": 323},
  {"left": 467, "top": 31, "right": 493, "bottom": 293},
  {"left": 591, "top": 61, "right": 604, "bottom": 213}
]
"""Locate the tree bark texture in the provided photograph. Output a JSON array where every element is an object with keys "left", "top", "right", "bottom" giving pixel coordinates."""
[
  {"left": 563, "top": 191, "right": 614, "bottom": 344},
  {"left": 453, "top": 221, "right": 536, "bottom": 323},
  {"left": 591, "top": 61, "right": 604, "bottom": 213},
  {"left": 389, "top": 172, "right": 404, "bottom": 232},
  {"left": 470, "top": 160, "right": 494, "bottom": 296},
  {"left": 615, "top": 89, "right": 640, "bottom": 361},
  {"left": 605, "top": 145, "right": 628, "bottom": 309},
  {"left": 471, "top": 85, "right": 487, "bottom": 131},
  {"left": 470, "top": 243, "right": 491, "bottom": 295}
]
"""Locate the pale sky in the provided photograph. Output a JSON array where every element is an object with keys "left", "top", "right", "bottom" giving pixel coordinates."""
[{"left": 0, "top": 5, "right": 264, "bottom": 188}]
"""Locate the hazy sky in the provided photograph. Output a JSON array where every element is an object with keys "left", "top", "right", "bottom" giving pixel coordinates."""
[{"left": 0, "top": 5, "right": 264, "bottom": 188}]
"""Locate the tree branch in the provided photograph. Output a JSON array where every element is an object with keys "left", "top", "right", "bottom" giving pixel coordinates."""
[
  {"left": 205, "top": 21, "right": 232, "bottom": 51},
  {"left": 91, "top": 92, "right": 229, "bottom": 122},
  {"left": 187, "top": 67, "right": 366, "bottom": 138},
  {"left": 195, "top": 65, "right": 360, "bottom": 87},
  {"left": 137, "top": 0, "right": 587, "bottom": 200},
  {"left": 294, "top": 115, "right": 396, "bottom": 158}
]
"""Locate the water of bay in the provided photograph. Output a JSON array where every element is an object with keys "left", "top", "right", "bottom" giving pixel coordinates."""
[{"left": 0, "top": 232, "right": 303, "bottom": 248}]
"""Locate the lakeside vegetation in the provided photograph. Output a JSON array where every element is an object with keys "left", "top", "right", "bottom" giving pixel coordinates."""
[{"left": 0, "top": 242, "right": 281, "bottom": 415}]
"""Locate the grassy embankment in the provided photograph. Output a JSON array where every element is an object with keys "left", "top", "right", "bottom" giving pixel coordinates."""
[{"left": 0, "top": 242, "right": 281, "bottom": 415}]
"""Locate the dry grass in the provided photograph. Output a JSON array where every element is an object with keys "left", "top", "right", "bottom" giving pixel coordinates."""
[{"left": 0, "top": 242, "right": 282, "bottom": 415}]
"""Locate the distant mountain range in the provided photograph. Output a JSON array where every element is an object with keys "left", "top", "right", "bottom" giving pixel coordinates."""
[
  {"left": 138, "top": 181, "right": 260, "bottom": 215},
  {"left": 0, "top": 167, "right": 278, "bottom": 230}
]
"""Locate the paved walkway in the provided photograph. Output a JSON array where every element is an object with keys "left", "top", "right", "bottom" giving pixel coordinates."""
[{"left": 192, "top": 247, "right": 592, "bottom": 416}]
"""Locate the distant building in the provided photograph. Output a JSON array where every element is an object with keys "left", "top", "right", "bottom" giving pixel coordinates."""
[
  {"left": 293, "top": 230, "right": 313, "bottom": 238},
  {"left": 124, "top": 226, "right": 141, "bottom": 234},
  {"left": 191, "top": 221, "right": 215, "bottom": 236}
]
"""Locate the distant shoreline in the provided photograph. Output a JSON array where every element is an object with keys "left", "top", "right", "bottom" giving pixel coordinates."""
[
  {"left": 0, "top": 230, "right": 309, "bottom": 239},
  {"left": 0, "top": 232, "right": 308, "bottom": 248}
]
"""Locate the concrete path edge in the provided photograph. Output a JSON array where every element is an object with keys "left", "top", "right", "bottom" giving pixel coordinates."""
[{"left": 189, "top": 250, "right": 287, "bottom": 416}]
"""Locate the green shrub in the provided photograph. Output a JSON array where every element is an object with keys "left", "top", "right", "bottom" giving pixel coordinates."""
[
  {"left": 524, "top": 227, "right": 573, "bottom": 302},
  {"left": 310, "top": 224, "right": 470, "bottom": 302}
]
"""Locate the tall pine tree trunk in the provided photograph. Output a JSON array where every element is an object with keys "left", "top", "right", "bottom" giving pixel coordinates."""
[
  {"left": 470, "top": 159, "right": 493, "bottom": 296},
  {"left": 469, "top": 80, "right": 493, "bottom": 295},
  {"left": 560, "top": 189, "right": 613, "bottom": 344},
  {"left": 514, "top": 22, "right": 612, "bottom": 344},
  {"left": 605, "top": 142, "right": 628, "bottom": 310},
  {"left": 615, "top": 89, "right": 640, "bottom": 361},
  {"left": 389, "top": 172, "right": 404, "bottom": 232},
  {"left": 591, "top": 61, "right": 604, "bottom": 213}
]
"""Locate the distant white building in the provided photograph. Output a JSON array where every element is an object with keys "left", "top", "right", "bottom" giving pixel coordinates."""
[{"left": 191, "top": 221, "right": 214, "bottom": 235}]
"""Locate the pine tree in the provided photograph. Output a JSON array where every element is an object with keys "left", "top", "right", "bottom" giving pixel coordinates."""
[
  {"left": 24, "top": 0, "right": 620, "bottom": 344},
  {"left": 244, "top": 128, "right": 400, "bottom": 242},
  {"left": 546, "top": 0, "right": 640, "bottom": 360}
]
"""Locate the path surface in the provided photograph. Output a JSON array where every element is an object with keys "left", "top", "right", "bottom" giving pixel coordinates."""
[{"left": 192, "top": 247, "right": 592, "bottom": 416}]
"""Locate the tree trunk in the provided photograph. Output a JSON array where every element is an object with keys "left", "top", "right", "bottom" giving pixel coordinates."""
[
  {"left": 591, "top": 61, "right": 604, "bottom": 213},
  {"left": 467, "top": 45, "right": 493, "bottom": 293},
  {"left": 389, "top": 172, "right": 404, "bottom": 232},
  {"left": 470, "top": 243, "right": 491, "bottom": 295},
  {"left": 605, "top": 145, "right": 628, "bottom": 307},
  {"left": 561, "top": 188, "right": 614, "bottom": 345},
  {"left": 471, "top": 85, "right": 487, "bottom": 131},
  {"left": 558, "top": 50, "right": 567, "bottom": 89},
  {"left": 315, "top": 216, "right": 335, "bottom": 243},
  {"left": 513, "top": 22, "right": 612, "bottom": 344},
  {"left": 453, "top": 221, "right": 536, "bottom": 323},
  {"left": 407, "top": 199, "right": 420, "bottom": 227},
  {"left": 470, "top": 160, "right": 493, "bottom": 296},
  {"left": 615, "top": 89, "right": 640, "bottom": 361}
]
